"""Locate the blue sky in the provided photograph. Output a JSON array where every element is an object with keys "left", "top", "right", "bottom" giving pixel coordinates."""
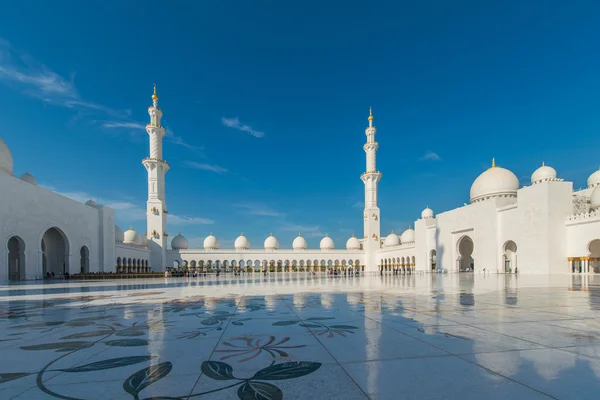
[{"left": 1, "top": 1, "right": 600, "bottom": 249}]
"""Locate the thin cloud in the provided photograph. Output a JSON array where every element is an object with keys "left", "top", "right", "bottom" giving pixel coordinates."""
[
  {"left": 102, "top": 122, "right": 146, "bottom": 130},
  {"left": 0, "top": 39, "right": 128, "bottom": 118},
  {"left": 352, "top": 201, "right": 363, "bottom": 209},
  {"left": 235, "top": 203, "right": 285, "bottom": 217},
  {"left": 222, "top": 117, "right": 265, "bottom": 138},
  {"left": 280, "top": 224, "right": 324, "bottom": 238},
  {"left": 184, "top": 161, "right": 228, "bottom": 174},
  {"left": 169, "top": 215, "right": 214, "bottom": 225},
  {"left": 420, "top": 151, "right": 442, "bottom": 161}
]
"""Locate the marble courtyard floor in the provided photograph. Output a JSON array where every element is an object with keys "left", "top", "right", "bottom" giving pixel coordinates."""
[{"left": 1, "top": 274, "right": 600, "bottom": 399}]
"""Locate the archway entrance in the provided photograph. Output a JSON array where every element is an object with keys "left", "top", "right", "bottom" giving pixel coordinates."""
[
  {"left": 80, "top": 246, "right": 90, "bottom": 274},
  {"left": 457, "top": 236, "right": 474, "bottom": 272},
  {"left": 503, "top": 241, "right": 517, "bottom": 273},
  {"left": 430, "top": 250, "right": 437, "bottom": 271},
  {"left": 8, "top": 236, "right": 25, "bottom": 281},
  {"left": 41, "top": 228, "right": 69, "bottom": 277},
  {"left": 589, "top": 240, "right": 600, "bottom": 273}
]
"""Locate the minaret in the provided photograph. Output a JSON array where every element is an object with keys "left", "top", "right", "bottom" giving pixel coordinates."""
[
  {"left": 361, "top": 107, "right": 382, "bottom": 271},
  {"left": 143, "top": 85, "right": 170, "bottom": 271}
]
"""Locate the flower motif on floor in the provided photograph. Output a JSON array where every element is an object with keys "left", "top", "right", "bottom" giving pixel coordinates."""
[{"left": 215, "top": 335, "right": 305, "bottom": 362}]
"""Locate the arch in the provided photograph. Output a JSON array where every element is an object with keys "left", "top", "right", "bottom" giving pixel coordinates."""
[
  {"left": 117, "top": 257, "right": 122, "bottom": 267},
  {"left": 457, "top": 235, "right": 474, "bottom": 271},
  {"left": 41, "top": 227, "right": 69, "bottom": 276},
  {"left": 430, "top": 249, "right": 437, "bottom": 271},
  {"left": 190, "top": 260, "right": 197, "bottom": 267},
  {"left": 588, "top": 239, "right": 600, "bottom": 273},
  {"left": 172, "top": 260, "right": 180, "bottom": 268},
  {"left": 503, "top": 240, "right": 518, "bottom": 273},
  {"left": 7, "top": 236, "right": 25, "bottom": 281},
  {"left": 80, "top": 246, "right": 90, "bottom": 274},
  {"left": 198, "top": 260, "right": 205, "bottom": 268}
]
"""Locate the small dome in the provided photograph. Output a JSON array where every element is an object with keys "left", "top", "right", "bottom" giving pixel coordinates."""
[
  {"left": 19, "top": 172, "right": 36, "bottom": 185},
  {"left": 346, "top": 235, "right": 361, "bottom": 250},
  {"left": 234, "top": 234, "right": 250, "bottom": 250},
  {"left": 470, "top": 159, "right": 519, "bottom": 203},
  {"left": 0, "top": 138, "right": 14, "bottom": 175},
  {"left": 85, "top": 199, "right": 97, "bottom": 207},
  {"left": 531, "top": 162, "right": 557, "bottom": 184},
  {"left": 204, "top": 233, "right": 219, "bottom": 250},
  {"left": 123, "top": 227, "right": 143, "bottom": 245},
  {"left": 264, "top": 234, "right": 279, "bottom": 250},
  {"left": 292, "top": 234, "right": 307, "bottom": 251},
  {"left": 142, "top": 235, "right": 148, "bottom": 247},
  {"left": 400, "top": 227, "right": 415, "bottom": 243},
  {"left": 421, "top": 206, "right": 434, "bottom": 219},
  {"left": 171, "top": 233, "right": 188, "bottom": 250},
  {"left": 588, "top": 169, "right": 600, "bottom": 189},
  {"left": 383, "top": 232, "right": 400, "bottom": 247},
  {"left": 591, "top": 186, "right": 600, "bottom": 211},
  {"left": 115, "top": 225, "right": 124, "bottom": 242},
  {"left": 320, "top": 234, "right": 334, "bottom": 251}
]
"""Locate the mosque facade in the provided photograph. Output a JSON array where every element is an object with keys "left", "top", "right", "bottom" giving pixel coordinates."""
[{"left": 1, "top": 88, "right": 600, "bottom": 281}]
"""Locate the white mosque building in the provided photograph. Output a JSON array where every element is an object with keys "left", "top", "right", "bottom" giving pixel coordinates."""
[{"left": 1, "top": 87, "right": 600, "bottom": 281}]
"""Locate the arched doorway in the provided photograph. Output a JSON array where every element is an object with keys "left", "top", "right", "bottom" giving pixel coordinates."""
[
  {"left": 430, "top": 250, "right": 437, "bottom": 271},
  {"left": 503, "top": 241, "right": 517, "bottom": 273},
  {"left": 41, "top": 227, "right": 69, "bottom": 277},
  {"left": 588, "top": 240, "right": 600, "bottom": 273},
  {"left": 8, "top": 236, "right": 25, "bottom": 281},
  {"left": 80, "top": 246, "right": 90, "bottom": 274},
  {"left": 457, "top": 236, "right": 474, "bottom": 272}
]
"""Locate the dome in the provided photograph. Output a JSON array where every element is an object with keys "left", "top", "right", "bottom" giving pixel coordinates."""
[
  {"left": 0, "top": 138, "right": 14, "bottom": 175},
  {"left": 400, "top": 227, "right": 415, "bottom": 243},
  {"left": 591, "top": 186, "right": 600, "bottom": 211},
  {"left": 84, "top": 199, "right": 97, "bottom": 207},
  {"left": 171, "top": 233, "right": 188, "bottom": 250},
  {"left": 234, "top": 234, "right": 250, "bottom": 250},
  {"left": 115, "top": 225, "right": 124, "bottom": 242},
  {"left": 588, "top": 169, "right": 600, "bottom": 189},
  {"left": 531, "top": 162, "right": 557, "bottom": 184},
  {"left": 421, "top": 206, "right": 434, "bottom": 219},
  {"left": 19, "top": 172, "right": 36, "bottom": 185},
  {"left": 470, "top": 159, "right": 519, "bottom": 203},
  {"left": 320, "top": 234, "right": 334, "bottom": 251},
  {"left": 346, "top": 235, "right": 361, "bottom": 250},
  {"left": 204, "top": 233, "right": 219, "bottom": 250},
  {"left": 264, "top": 234, "right": 279, "bottom": 250},
  {"left": 383, "top": 232, "right": 400, "bottom": 247},
  {"left": 292, "top": 234, "right": 307, "bottom": 251},
  {"left": 123, "top": 227, "right": 143, "bottom": 245}
]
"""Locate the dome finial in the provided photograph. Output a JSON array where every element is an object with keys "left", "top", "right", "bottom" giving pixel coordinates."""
[
  {"left": 152, "top": 83, "right": 158, "bottom": 102},
  {"left": 298, "top": 232, "right": 301, "bottom": 237},
  {"left": 491, "top": 158, "right": 496, "bottom": 168},
  {"left": 542, "top": 161, "right": 545, "bottom": 166},
  {"left": 368, "top": 106, "right": 374, "bottom": 123}
]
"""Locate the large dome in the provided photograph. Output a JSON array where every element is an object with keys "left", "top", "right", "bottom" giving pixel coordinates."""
[
  {"left": 588, "top": 169, "right": 600, "bottom": 189},
  {"left": 346, "top": 235, "right": 361, "bottom": 250},
  {"left": 124, "top": 227, "right": 143, "bottom": 245},
  {"left": 591, "top": 186, "right": 600, "bottom": 211},
  {"left": 19, "top": 172, "right": 36, "bottom": 185},
  {"left": 0, "top": 138, "right": 13, "bottom": 175},
  {"left": 264, "top": 234, "right": 279, "bottom": 250},
  {"left": 292, "top": 234, "right": 307, "bottom": 251},
  {"left": 470, "top": 160, "right": 519, "bottom": 203},
  {"left": 171, "top": 233, "right": 188, "bottom": 250},
  {"left": 204, "top": 233, "right": 219, "bottom": 250},
  {"left": 383, "top": 232, "right": 400, "bottom": 247},
  {"left": 400, "top": 227, "right": 415, "bottom": 243},
  {"left": 115, "top": 225, "right": 124, "bottom": 243},
  {"left": 531, "top": 162, "right": 557, "bottom": 184},
  {"left": 234, "top": 234, "right": 250, "bottom": 250},
  {"left": 421, "top": 207, "right": 434, "bottom": 219},
  {"left": 320, "top": 234, "right": 334, "bottom": 251}
]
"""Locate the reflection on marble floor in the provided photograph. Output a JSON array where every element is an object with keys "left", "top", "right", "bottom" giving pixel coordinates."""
[{"left": 1, "top": 273, "right": 600, "bottom": 399}]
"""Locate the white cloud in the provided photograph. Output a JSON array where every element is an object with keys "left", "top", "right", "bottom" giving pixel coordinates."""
[
  {"left": 102, "top": 122, "right": 146, "bottom": 130},
  {"left": 235, "top": 203, "right": 285, "bottom": 217},
  {"left": 352, "top": 201, "right": 363, "bottom": 209},
  {"left": 0, "top": 39, "right": 128, "bottom": 119},
  {"left": 169, "top": 215, "right": 214, "bottom": 225},
  {"left": 420, "top": 151, "right": 442, "bottom": 161},
  {"left": 280, "top": 224, "right": 324, "bottom": 238},
  {"left": 222, "top": 117, "right": 265, "bottom": 138},
  {"left": 183, "top": 161, "right": 228, "bottom": 174}
]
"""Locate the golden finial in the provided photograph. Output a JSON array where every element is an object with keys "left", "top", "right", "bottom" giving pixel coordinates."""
[
  {"left": 491, "top": 158, "right": 496, "bottom": 168},
  {"left": 298, "top": 232, "right": 301, "bottom": 237},
  {"left": 152, "top": 84, "right": 158, "bottom": 101},
  {"left": 270, "top": 232, "right": 273, "bottom": 236},
  {"left": 129, "top": 226, "right": 133, "bottom": 230},
  {"left": 542, "top": 161, "right": 545, "bottom": 166},
  {"left": 352, "top": 234, "right": 355, "bottom": 237},
  {"left": 368, "top": 106, "right": 374, "bottom": 122}
]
